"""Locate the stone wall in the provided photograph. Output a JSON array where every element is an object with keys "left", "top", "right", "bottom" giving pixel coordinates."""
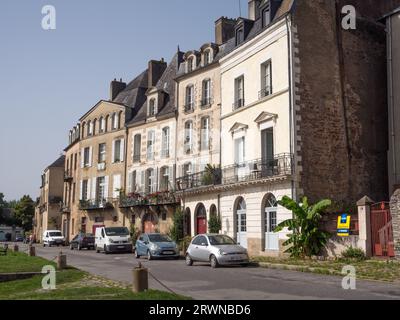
[
  {"left": 293, "top": 1, "right": 388, "bottom": 204},
  {"left": 389, "top": 189, "right": 400, "bottom": 259}
]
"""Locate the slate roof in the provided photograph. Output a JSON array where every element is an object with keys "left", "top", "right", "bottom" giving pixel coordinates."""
[
  {"left": 127, "top": 51, "right": 184, "bottom": 127},
  {"left": 47, "top": 155, "right": 65, "bottom": 169}
]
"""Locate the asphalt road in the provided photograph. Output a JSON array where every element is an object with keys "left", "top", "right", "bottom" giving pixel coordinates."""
[{"left": 13, "top": 243, "right": 400, "bottom": 300}]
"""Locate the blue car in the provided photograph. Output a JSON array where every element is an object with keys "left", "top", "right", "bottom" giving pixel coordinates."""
[{"left": 135, "top": 233, "right": 180, "bottom": 260}]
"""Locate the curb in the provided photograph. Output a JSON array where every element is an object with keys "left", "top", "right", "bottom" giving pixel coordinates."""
[{"left": 256, "top": 262, "right": 340, "bottom": 276}]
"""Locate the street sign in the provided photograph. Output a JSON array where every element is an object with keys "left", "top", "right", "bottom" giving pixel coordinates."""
[{"left": 337, "top": 214, "right": 351, "bottom": 237}]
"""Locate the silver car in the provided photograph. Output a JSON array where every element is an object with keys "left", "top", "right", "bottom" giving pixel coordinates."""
[{"left": 185, "top": 234, "right": 249, "bottom": 268}]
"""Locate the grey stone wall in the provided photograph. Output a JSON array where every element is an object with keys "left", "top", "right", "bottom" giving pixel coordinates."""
[{"left": 389, "top": 189, "right": 400, "bottom": 258}]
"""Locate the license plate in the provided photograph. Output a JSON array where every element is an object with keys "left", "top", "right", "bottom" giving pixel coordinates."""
[
  {"left": 117, "top": 246, "right": 125, "bottom": 249},
  {"left": 163, "top": 251, "right": 174, "bottom": 255},
  {"left": 230, "top": 256, "right": 242, "bottom": 261}
]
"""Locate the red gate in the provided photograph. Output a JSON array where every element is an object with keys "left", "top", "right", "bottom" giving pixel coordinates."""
[{"left": 370, "top": 202, "right": 395, "bottom": 257}]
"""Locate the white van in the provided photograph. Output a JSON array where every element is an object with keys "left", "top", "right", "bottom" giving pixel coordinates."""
[
  {"left": 42, "top": 230, "right": 65, "bottom": 247},
  {"left": 95, "top": 226, "right": 132, "bottom": 254}
]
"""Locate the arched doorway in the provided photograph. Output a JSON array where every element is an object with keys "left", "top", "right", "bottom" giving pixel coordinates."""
[
  {"left": 263, "top": 193, "right": 279, "bottom": 251},
  {"left": 235, "top": 197, "right": 247, "bottom": 248},
  {"left": 195, "top": 203, "right": 207, "bottom": 235},
  {"left": 142, "top": 211, "right": 158, "bottom": 233},
  {"left": 184, "top": 208, "right": 191, "bottom": 237}
]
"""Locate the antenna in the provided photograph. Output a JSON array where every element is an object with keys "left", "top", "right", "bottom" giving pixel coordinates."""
[{"left": 238, "top": 0, "right": 242, "bottom": 17}]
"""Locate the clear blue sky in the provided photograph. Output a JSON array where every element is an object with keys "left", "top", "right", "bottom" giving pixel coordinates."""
[{"left": 0, "top": 0, "right": 247, "bottom": 201}]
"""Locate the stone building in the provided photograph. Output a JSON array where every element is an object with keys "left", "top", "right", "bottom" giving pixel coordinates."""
[{"left": 34, "top": 155, "right": 65, "bottom": 242}]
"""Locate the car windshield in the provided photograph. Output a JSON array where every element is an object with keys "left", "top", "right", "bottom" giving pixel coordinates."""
[
  {"left": 148, "top": 234, "right": 172, "bottom": 243},
  {"left": 105, "top": 227, "right": 129, "bottom": 236},
  {"left": 49, "top": 232, "right": 62, "bottom": 237},
  {"left": 208, "top": 235, "right": 236, "bottom": 245}
]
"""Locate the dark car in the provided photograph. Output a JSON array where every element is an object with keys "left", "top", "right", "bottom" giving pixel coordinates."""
[
  {"left": 69, "top": 233, "right": 95, "bottom": 250},
  {"left": 15, "top": 235, "right": 24, "bottom": 242}
]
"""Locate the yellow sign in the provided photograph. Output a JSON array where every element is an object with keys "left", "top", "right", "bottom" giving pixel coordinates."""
[{"left": 337, "top": 214, "right": 351, "bottom": 237}]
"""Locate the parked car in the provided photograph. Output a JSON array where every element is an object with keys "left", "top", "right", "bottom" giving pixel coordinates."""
[
  {"left": 42, "top": 230, "right": 66, "bottom": 247},
  {"left": 186, "top": 234, "right": 249, "bottom": 268},
  {"left": 69, "top": 233, "right": 95, "bottom": 250},
  {"left": 135, "top": 233, "right": 179, "bottom": 260},
  {"left": 15, "top": 235, "right": 24, "bottom": 242},
  {"left": 95, "top": 226, "right": 132, "bottom": 254}
]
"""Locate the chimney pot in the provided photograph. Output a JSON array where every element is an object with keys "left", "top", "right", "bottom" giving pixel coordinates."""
[{"left": 215, "top": 17, "right": 237, "bottom": 45}]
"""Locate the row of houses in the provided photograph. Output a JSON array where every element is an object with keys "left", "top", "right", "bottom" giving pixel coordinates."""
[{"left": 34, "top": 0, "right": 400, "bottom": 256}]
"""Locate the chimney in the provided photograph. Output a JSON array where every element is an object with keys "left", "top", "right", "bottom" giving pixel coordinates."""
[
  {"left": 148, "top": 59, "right": 167, "bottom": 88},
  {"left": 215, "top": 17, "right": 237, "bottom": 45},
  {"left": 248, "top": 0, "right": 262, "bottom": 20},
  {"left": 110, "top": 78, "right": 126, "bottom": 101}
]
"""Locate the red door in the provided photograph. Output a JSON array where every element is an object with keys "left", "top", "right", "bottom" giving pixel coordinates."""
[
  {"left": 196, "top": 217, "right": 207, "bottom": 235},
  {"left": 371, "top": 202, "right": 394, "bottom": 257},
  {"left": 144, "top": 221, "right": 156, "bottom": 234}
]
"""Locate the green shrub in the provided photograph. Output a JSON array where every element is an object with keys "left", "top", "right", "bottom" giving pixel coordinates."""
[
  {"left": 169, "top": 208, "right": 184, "bottom": 243},
  {"left": 208, "top": 214, "right": 221, "bottom": 234},
  {"left": 341, "top": 246, "right": 366, "bottom": 260}
]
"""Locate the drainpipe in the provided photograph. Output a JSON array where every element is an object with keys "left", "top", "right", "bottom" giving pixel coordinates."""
[
  {"left": 286, "top": 15, "right": 296, "bottom": 202},
  {"left": 387, "top": 17, "right": 397, "bottom": 194},
  {"left": 123, "top": 124, "right": 129, "bottom": 227}
]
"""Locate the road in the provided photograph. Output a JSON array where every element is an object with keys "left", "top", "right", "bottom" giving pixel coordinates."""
[{"left": 13, "top": 243, "right": 400, "bottom": 300}]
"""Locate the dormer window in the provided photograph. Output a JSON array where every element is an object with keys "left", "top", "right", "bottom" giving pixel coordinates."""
[
  {"left": 204, "top": 50, "right": 211, "bottom": 66},
  {"left": 148, "top": 98, "right": 156, "bottom": 117},
  {"left": 187, "top": 57, "right": 194, "bottom": 72},
  {"left": 262, "top": 2, "right": 271, "bottom": 28},
  {"left": 235, "top": 27, "right": 244, "bottom": 46}
]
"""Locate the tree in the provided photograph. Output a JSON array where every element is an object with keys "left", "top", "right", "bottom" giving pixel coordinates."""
[
  {"left": 169, "top": 207, "right": 184, "bottom": 243},
  {"left": 0, "top": 192, "right": 5, "bottom": 224},
  {"left": 14, "top": 195, "right": 35, "bottom": 231},
  {"left": 208, "top": 214, "right": 221, "bottom": 234},
  {"left": 274, "top": 196, "right": 332, "bottom": 258}
]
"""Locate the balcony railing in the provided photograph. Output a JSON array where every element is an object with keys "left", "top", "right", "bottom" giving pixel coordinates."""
[
  {"left": 200, "top": 97, "right": 213, "bottom": 109},
  {"left": 176, "top": 168, "right": 222, "bottom": 191},
  {"left": 176, "top": 154, "right": 292, "bottom": 191},
  {"left": 133, "top": 154, "right": 141, "bottom": 163},
  {"left": 232, "top": 99, "right": 245, "bottom": 111},
  {"left": 184, "top": 103, "right": 195, "bottom": 113},
  {"left": 118, "top": 191, "right": 180, "bottom": 208},
  {"left": 79, "top": 198, "right": 114, "bottom": 210},
  {"left": 259, "top": 86, "right": 272, "bottom": 99},
  {"left": 64, "top": 171, "right": 73, "bottom": 181}
]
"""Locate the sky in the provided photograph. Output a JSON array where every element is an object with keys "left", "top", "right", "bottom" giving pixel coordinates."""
[{"left": 0, "top": 0, "right": 247, "bottom": 201}]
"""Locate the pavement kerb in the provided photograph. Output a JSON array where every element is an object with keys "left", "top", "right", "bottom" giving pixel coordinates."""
[{"left": 256, "top": 261, "right": 341, "bottom": 276}]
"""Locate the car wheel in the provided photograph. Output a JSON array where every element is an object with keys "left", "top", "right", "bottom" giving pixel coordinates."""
[
  {"left": 147, "top": 250, "right": 153, "bottom": 261},
  {"left": 96, "top": 246, "right": 100, "bottom": 253},
  {"left": 70, "top": 244, "right": 74, "bottom": 250},
  {"left": 185, "top": 254, "right": 193, "bottom": 266},
  {"left": 104, "top": 245, "right": 109, "bottom": 254},
  {"left": 77, "top": 244, "right": 81, "bottom": 251},
  {"left": 210, "top": 255, "right": 219, "bottom": 268},
  {"left": 43, "top": 243, "right": 46, "bottom": 247},
  {"left": 135, "top": 250, "right": 140, "bottom": 259}
]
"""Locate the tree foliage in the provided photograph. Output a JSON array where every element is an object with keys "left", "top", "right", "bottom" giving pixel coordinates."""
[
  {"left": 208, "top": 213, "right": 221, "bottom": 234},
  {"left": 274, "top": 196, "right": 332, "bottom": 258},
  {"left": 13, "top": 195, "right": 35, "bottom": 231},
  {"left": 169, "top": 207, "right": 184, "bottom": 242}
]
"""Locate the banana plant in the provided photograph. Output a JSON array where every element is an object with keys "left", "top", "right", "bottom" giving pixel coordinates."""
[{"left": 274, "top": 196, "right": 332, "bottom": 258}]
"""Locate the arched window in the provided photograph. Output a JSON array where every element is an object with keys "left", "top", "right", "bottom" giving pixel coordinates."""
[
  {"left": 87, "top": 120, "right": 93, "bottom": 136},
  {"left": 187, "top": 56, "right": 194, "bottom": 72},
  {"left": 92, "top": 119, "right": 97, "bottom": 135},
  {"left": 148, "top": 99, "right": 156, "bottom": 117},
  {"left": 263, "top": 193, "right": 278, "bottom": 251},
  {"left": 112, "top": 113, "right": 117, "bottom": 130},
  {"left": 161, "top": 127, "right": 170, "bottom": 158},
  {"left": 195, "top": 203, "right": 207, "bottom": 235},
  {"left": 104, "top": 115, "right": 109, "bottom": 132},
  {"left": 235, "top": 197, "right": 247, "bottom": 248},
  {"left": 184, "top": 121, "right": 193, "bottom": 154},
  {"left": 99, "top": 117, "right": 105, "bottom": 133},
  {"left": 184, "top": 208, "right": 191, "bottom": 236}
]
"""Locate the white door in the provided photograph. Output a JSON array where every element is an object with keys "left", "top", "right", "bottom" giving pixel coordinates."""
[
  {"left": 236, "top": 209, "right": 247, "bottom": 249},
  {"left": 265, "top": 209, "right": 279, "bottom": 250}
]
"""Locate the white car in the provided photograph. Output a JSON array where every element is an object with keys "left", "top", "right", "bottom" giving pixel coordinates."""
[
  {"left": 95, "top": 226, "right": 133, "bottom": 254},
  {"left": 42, "top": 230, "right": 65, "bottom": 247}
]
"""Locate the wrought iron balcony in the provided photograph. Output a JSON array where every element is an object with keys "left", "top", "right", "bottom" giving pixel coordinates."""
[
  {"left": 119, "top": 191, "right": 180, "bottom": 208},
  {"left": 258, "top": 86, "right": 272, "bottom": 99},
  {"left": 79, "top": 198, "right": 114, "bottom": 210},
  {"left": 232, "top": 99, "right": 245, "bottom": 111},
  {"left": 222, "top": 153, "right": 293, "bottom": 185},
  {"left": 64, "top": 171, "right": 73, "bottom": 181},
  {"left": 176, "top": 168, "right": 222, "bottom": 191},
  {"left": 119, "top": 194, "right": 147, "bottom": 208}
]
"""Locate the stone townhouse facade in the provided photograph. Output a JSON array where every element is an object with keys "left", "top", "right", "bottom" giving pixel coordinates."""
[
  {"left": 34, "top": 155, "right": 65, "bottom": 242},
  {"left": 52, "top": 0, "right": 394, "bottom": 256}
]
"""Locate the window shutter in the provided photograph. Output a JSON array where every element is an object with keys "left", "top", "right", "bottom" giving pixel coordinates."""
[
  {"left": 80, "top": 148, "right": 84, "bottom": 168},
  {"left": 91, "top": 178, "right": 97, "bottom": 200},
  {"left": 120, "top": 139, "right": 125, "bottom": 162},
  {"left": 87, "top": 178, "right": 91, "bottom": 201},
  {"left": 89, "top": 146, "right": 93, "bottom": 167},
  {"left": 112, "top": 140, "right": 115, "bottom": 163},
  {"left": 104, "top": 176, "right": 109, "bottom": 199},
  {"left": 113, "top": 175, "right": 121, "bottom": 198},
  {"left": 140, "top": 170, "right": 145, "bottom": 194},
  {"left": 79, "top": 180, "right": 83, "bottom": 200},
  {"left": 127, "top": 172, "right": 132, "bottom": 193},
  {"left": 169, "top": 165, "right": 174, "bottom": 191}
]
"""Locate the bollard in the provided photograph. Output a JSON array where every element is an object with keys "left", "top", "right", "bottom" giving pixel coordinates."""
[
  {"left": 28, "top": 245, "right": 36, "bottom": 257},
  {"left": 13, "top": 244, "right": 19, "bottom": 252},
  {"left": 132, "top": 262, "right": 148, "bottom": 293},
  {"left": 57, "top": 251, "right": 67, "bottom": 270}
]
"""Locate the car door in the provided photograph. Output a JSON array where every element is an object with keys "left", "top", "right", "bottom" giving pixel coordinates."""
[
  {"left": 136, "top": 235, "right": 145, "bottom": 255},
  {"left": 191, "top": 236, "right": 209, "bottom": 261},
  {"left": 71, "top": 235, "right": 78, "bottom": 248},
  {"left": 197, "top": 236, "right": 211, "bottom": 261}
]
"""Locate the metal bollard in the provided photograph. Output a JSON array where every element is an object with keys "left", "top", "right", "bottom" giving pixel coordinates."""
[
  {"left": 132, "top": 262, "right": 148, "bottom": 293},
  {"left": 13, "top": 244, "right": 19, "bottom": 252},
  {"left": 28, "top": 245, "right": 36, "bottom": 257},
  {"left": 57, "top": 251, "right": 67, "bottom": 270}
]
